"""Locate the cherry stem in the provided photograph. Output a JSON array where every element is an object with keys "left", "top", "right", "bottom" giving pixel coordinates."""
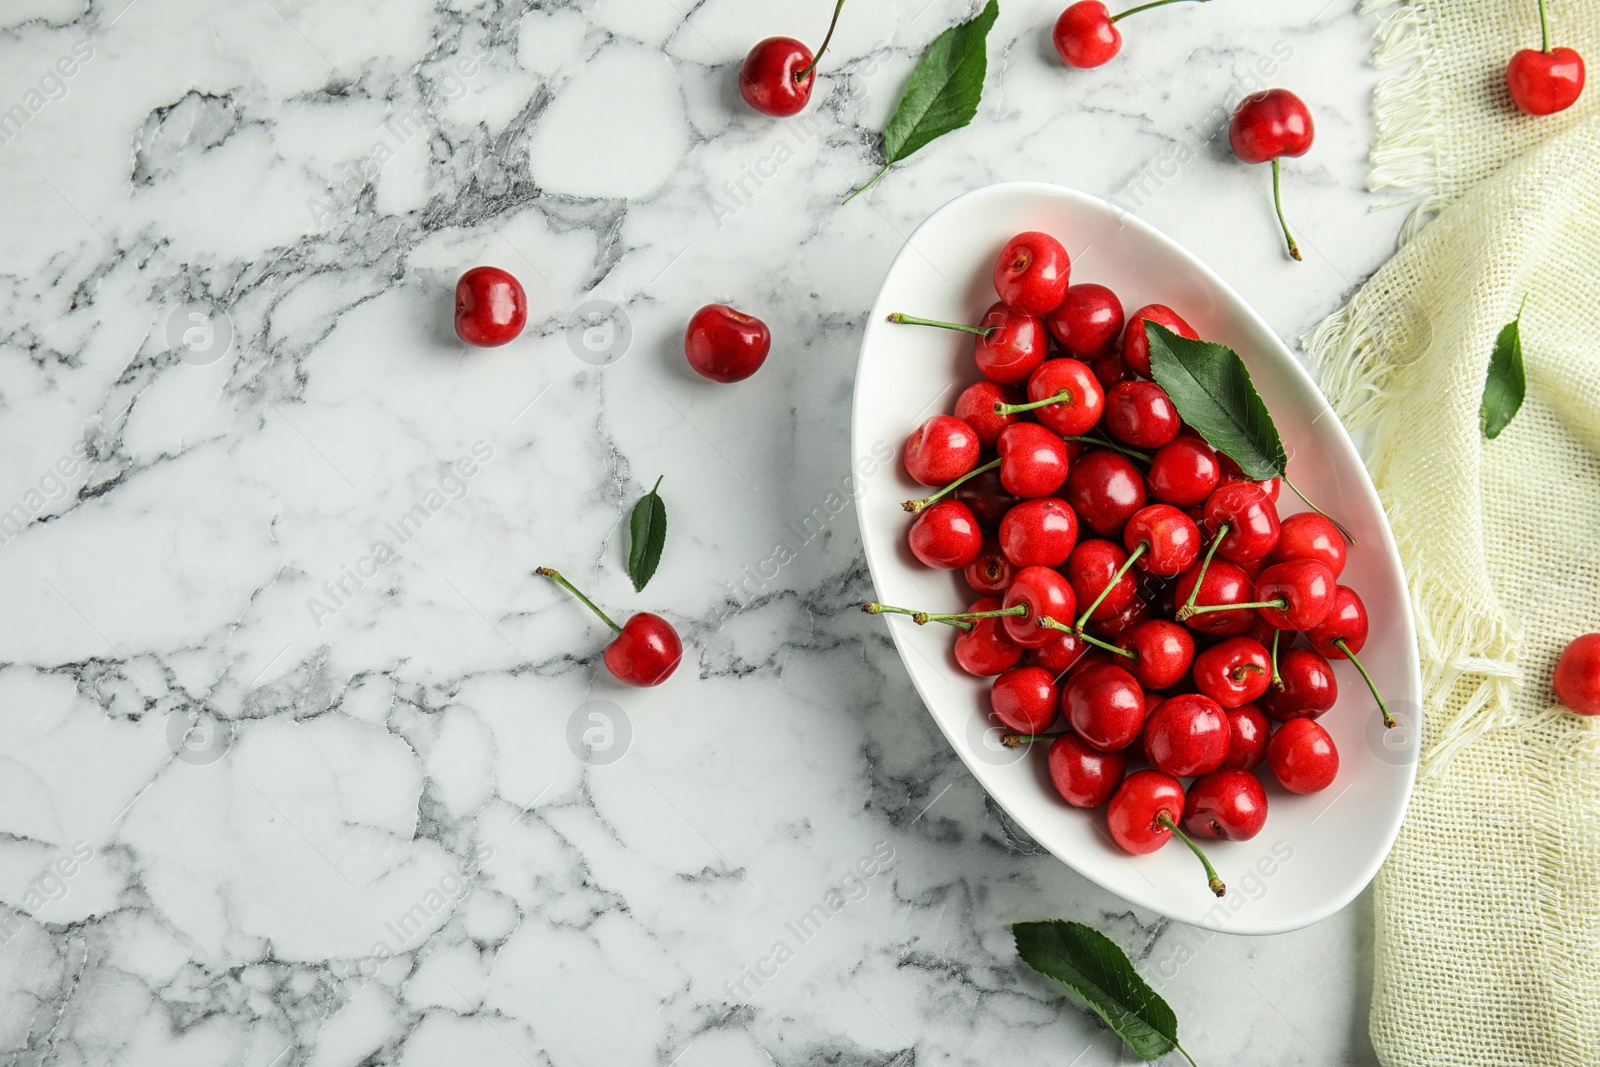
[
  {"left": 902, "top": 457, "right": 1000, "bottom": 513},
  {"left": 1002, "top": 730, "right": 1068, "bottom": 748},
  {"left": 1270, "top": 627, "right": 1284, "bottom": 689},
  {"left": 843, "top": 165, "right": 888, "bottom": 204},
  {"left": 919, "top": 605, "right": 1026, "bottom": 626},
  {"left": 536, "top": 567, "right": 621, "bottom": 635},
  {"left": 795, "top": 0, "right": 847, "bottom": 80},
  {"left": 861, "top": 602, "right": 973, "bottom": 631},
  {"left": 1270, "top": 158, "right": 1302, "bottom": 263},
  {"left": 1074, "top": 627, "right": 1137, "bottom": 660},
  {"left": 1075, "top": 543, "right": 1146, "bottom": 633},
  {"left": 1176, "top": 524, "right": 1227, "bottom": 620},
  {"left": 1187, "top": 597, "right": 1287, "bottom": 617},
  {"left": 887, "top": 311, "right": 994, "bottom": 338},
  {"left": 1062, "top": 435, "right": 1152, "bottom": 463},
  {"left": 1335, "top": 638, "right": 1396, "bottom": 729},
  {"left": 1111, "top": 0, "right": 1209, "bottom": 22},
  {"left": 1281, "top": 475, "right": 1357, "bottom": 545},
  {"left": 995, "top": 390, "right": 1071, "bottom": 416},
  {"left": 1157, "top": 811, "right": 1226, "bottom": 898},
  {"left": 1537, "top": 0, "right": 1551, "bottom": 52},
  {"left": 1234, "top": 663, "right": 1266, "bottom": 681}
]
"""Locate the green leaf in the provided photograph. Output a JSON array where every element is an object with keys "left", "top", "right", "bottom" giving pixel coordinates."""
[
  {"left": 1014, "top": 921, "right": 1193, "bottom": 1064},
  {"left": 1481, "top": 300, "right": 1527, "bottom": 440},
  {"left": 627, "top": 476, "right": 667, "bottom": 593},
  {"left": 845, "top": 0, "right": 998, "bottom": 201},
  {"left": 1145, "top": 321, "right": 1286, "bottom": 482}
]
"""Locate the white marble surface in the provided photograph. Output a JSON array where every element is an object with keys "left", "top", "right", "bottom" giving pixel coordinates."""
[{"left": 0, "top": 0, "right": 1404, "bottom": 1063}]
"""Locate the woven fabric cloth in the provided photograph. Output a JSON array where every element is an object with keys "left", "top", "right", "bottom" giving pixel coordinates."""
[{"left": 1302, "top": 3, "right": 1600, "bottom": 1064}]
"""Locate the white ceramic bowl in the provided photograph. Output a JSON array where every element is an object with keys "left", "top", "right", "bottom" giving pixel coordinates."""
[{"left": 851, "top": 182, "right": 1421, "bottom": 934}]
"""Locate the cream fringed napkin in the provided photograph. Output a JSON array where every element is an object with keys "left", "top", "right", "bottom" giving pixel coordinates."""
[{"left": 1302, "top": 3, "right": 1600, "bottom": 1064}]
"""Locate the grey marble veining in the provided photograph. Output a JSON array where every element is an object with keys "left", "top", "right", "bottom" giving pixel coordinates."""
[{"left": 0, "top": 0, "right": 1396, "bottom": 1063}]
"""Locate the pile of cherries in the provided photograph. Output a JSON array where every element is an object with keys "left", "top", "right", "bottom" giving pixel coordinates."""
[{"left": 866, "top": 229, "right": 1390, "bottom": 897}]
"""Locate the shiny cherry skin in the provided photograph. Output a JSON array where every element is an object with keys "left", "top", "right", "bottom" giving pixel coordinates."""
[
  {"left": 1554, "top": 634, "right": 1600, "bottom": 715},
  {"left": 994, "top": 231, "right": 1071, "bottom": 315},
  {"left": 1002, "top": 565, "right": 1077, "bottom": 649},
  {"left": 684, "top": 303, "right": 771, "bottom": 382},
  {"left": 964, "top": 536, "right": 1015, "bottom": 595},
  {"left": 1066, "top": 539, "right": 1138, "bottom": 622},
  {"left": 1202, "top": 481, "right": 1281, "bottom": 562},
  {"left": 954, "top": 467, "right": 1018, "bottom": 527},
  {"left": 1148, "top": 434, "right": 1221, "bottom": 507},
  {"left": 1192, "top": 637, "right": 1271, "bottom": 708},
  {"left": 1174, "top": 558, "right": 1256, "bottom": 636},
  {"left": 604, "top": 612, "right": 683, "bottom": 687},
  {"left": 1143, "top": 693, "right": 1230, "bottom": 778},
  {"left": 991, "top": 666, "right": 1060, "bottom": 734},
  {"left": 999, "top": 497, "right": 1079, "bottom": 569},
  {"left": 1046, "top": 282, "right": 1125, "bottom": 356},
  {"left": 1104, "top": 381, "right": 1182, "bottom": 449},
  {"left": 1121, "top": 304, "right": 1197, "bottom": 377},
  {"left": 907, "top": 500, "right": 983, "bottom": 570},
  {"left": 1022, "top": 358, "right": 1105, "bottom": 436},
  {"left": 1507, "top": 46, "right": 1586, "bottom": 116},
  {"left": 954, "top": 380, "right": 1021, "bottom": 449},
  {"left": 454, "top": 266, "right": 528, "bottom": 346},
  {"left": 1064, "top": 664, "right": 1146, "bottom": 752},
  {"left": 1122, "top": 503, "right": 1201, "bottom": 577},
  {"left": 1261, "top": 647, "right": 1339, "bottom": 722},
  {"left": 1052, "top": 1, "right": 1121, "bottom": 68},
  {"left": 1267, "top": 717, "right": 1339, "bottom": 793},
  {"left": 1098, "top": 595, "right": 1151, "bottom": 639},
  {"left": 1304, "top": 585, "right": 1368, "bottom": 659},
  {"left": 996, "top": 423, "right": 1070, "bottom": 498},
  {"left": 1065, "top": 450, "right": 1148, "bottom": 536},
  {"left": 1271, "top": 512, "right": 1347, "bottom": 576},
  {"left": 1220, "top": 702, "right": 1270, "bottom": 769},
  {"left": 903, "top": 414, "right": 980, "bottom": 486},
  {"left": 1252, "top": 559, "right": 1336, "bottom": 630},
  {"left": 739, "top": 37, "right": 816, "bottom": 117},
  {"left": 1107, "top": 770, "right": 1186, "bottom": 854},
  {"left": 1118, "top": 619, "right": 1194, "bottom": 690},
  {"left": 1217, "top": 454, "right": 1280, "bottom": 501},
  {"left": 1028, "top": 629, "right": 1091, "bottom": 675},
  {"left": 1090, "top": 352, "right": 1133, "bottom": 389},
  {"left": 953, "top": 598, "right": 1025, "bottom": 676},
  {"left": 1048, "top": 733, "right": 1127, "bottom": 807},
  {"left": 1183, "top": 768, "right": 1268, "bottom": 841},
  {"left": 1229, "top": 88, "right": 1314, "bottom": 164},
  {"left": 974, "top": 303, "right": 1050, "bottom": 384}
]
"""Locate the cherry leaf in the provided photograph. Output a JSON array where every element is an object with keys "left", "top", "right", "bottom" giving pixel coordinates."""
[
  {"left": 1481, "top": 300, "right": 1527, "bottom": 441},
  {"left": 1145, "top": 321, "right": 1286, "bottom": 482},
  {"left": 628, "top": 476, "right": 667, "bottom": 593}
]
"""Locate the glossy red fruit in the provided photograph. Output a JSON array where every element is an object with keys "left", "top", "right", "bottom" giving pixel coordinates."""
[
  {"left": 991, "top": 666, "right": 1060, "bottom": 734},
  {"left": 1048, "top": 733, "right": 1127, "bottom": 807},
  {"left": 684, "top": 304, "right": 772, "bottom": 382},
  {"left": 999, "top": 498, "right": 1079, "bottom": 569},
  {"left": 973, "top": 304, "right": 1050, "bottom": 384},
  {"left": 537, "top": 568, "right": 682, "bottom": 687},
  {"left": 953, "top": 598, "right": 1025, "bottom": 676},
  {"left": 739, "top": 37, "right": 817, "bottom": 117},
  {"left": 1104, "top": 381, "right": 1181, "bottom": 449},
  {"left": 1020, "top": 358, "right": 1105, "bottom": 436},
  {"left": 1064, "top": 450, "right": 1147, "bottom": 536},
  {"left": 1261, "top": 647, "right": 1339, "bottom": 722},
  {"left": 1554, "top": 634, "right": 1600, "bottom": 715},
  {"left": 455, "top": 267, "right": 527, "bottom": 347},
  {"left": 1028, "top": 629, "right": 1090, "bottom": 675},
  {"left": 1507, "top": 46, "right": 1586, "bottom": 116},
  {"left": 1121, "top": 304, "right": 1197, "bottom": 377},
  {"left": 1052, "top": 1, "right": 1121, "bottom": 68},
  {"left": 1107, "top": 770, "right": 1185, "bottom": 854},
  {"left": 1271, "top": 512, "right": 1347, "bottom": 577},
  {"left": 964, "top": 536, "right": 1015, "bottom": 595},
  {"left": 1229, "top": 88, "right": 1314, "bottom": 164},
  {"left": 1145, "top": 437, "right": 1215, "bottom": 509},
  {"left": 1122, "top": 503, "right": 1201, "bottom": 577},
  {"left": 1174, "top": 558, "right": 1256, "bottom": 636},
  {"left": 1183, "top": 768, "right": 1268, "bottom": 841},
  {"left": 994, "top": 231, "right": 1071, "bottom": 316},
  {"left": 1193, "top": 637, "right": 1272, "bottom": 708},
  {"left": 1118, "top": 619, "right": 1194, "bottom": 691},
  {"left": 1217, "top": 454, "right": 1280, "bottom": 501},
  {"left": 1064, "top": 664, "right": 1146, "bottom": 752},
  {"left": 954, "top": 467, "right": 1018, "bottom": 527},
  {"left": 1089, "top": 351, "right": 1133, "bottom": 390},
  {"left": 903, "top": 414, "right": 980, "bottom": 486},
  {"left": 1098, "top": 595, "right": 1151, "bottom": 639},
  {"left": 1220, "top": 702, "right": 1270, "bottom": 769},
  {"left": 1143, "top": 693, "right": 1230, "bottom": 778},
  {"left": 1047, "top": 283, "right": 1125, "bottom": 359},
  {"left": 1251, "top": 559, "right": 1336, "bottom": 630},
  {"left": 1303, "top": 585, "right": 1368, "bottom": 659},
  {"left": 1202, "top": 481, "right": 1281, "bottom": 562},
  {"left": 1002, "top": 566, "right": 1077, "bottom": 649},
  {"left": 997, "top": 423, "right": 1070, "bottom": 498},
  {"left": 908, "top": 500, "right": 983, "bottom": 570},
  {"left": 954, "top": 380, "right": 1022, "bottom": 449},
  {"left": 1066, "top": 539, "right": 1138, "bottom": 622},
  {"left": 1267, "top": 718, "right": 1339, "bottom": 793}
]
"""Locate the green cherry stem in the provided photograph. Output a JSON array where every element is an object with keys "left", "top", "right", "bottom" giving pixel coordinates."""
[
  {"left": 535, "top": 567, "right": 621, "bottom": 634},
  {"left": 861, "top": 602, "right": 974, "bottom": 631},
  {"left": 1281, "top": 475, "right": 1358, "bottom": 545},
  {"left": 1063, "top": 436, "right": 1152, "bottom": 462},
  {"left": 1271, "top": 158, "right": 1302, "bottom": 263},
  {"left": 1538, "top": 0, "right": 1551, "bottom": 52},
  {"left": 843, "top": 166, "right": 888, "bottom": 204},
  {"left": 1270, "top": 627, "right": 1284, "bottom": 689},
  {"left": 902, "top": 457, "right": 1000, "bottom": 513},
  {"left": 995, "top": 390, "right": 1071, "bottom": 416},
  {"left": 1075, "top": 543, "right": 1146, "bottom": 633},
  {"left": 887, "top": 311, "right": 995, "bottom": 338},
  {"left": 1038, "top": 615, "right": 1135, "bottom": 660},
  {"left": 1157, "top": 811, "right": 1226, "bottom": 898},
  {"left": 919, "top": 604, "right": 1026, "bottom": 626},
  {"left": 1186, "top": 597, "right": 1287, "bottom": 618},
  {"left": 1002, "top": 730, "right": 1069, "bottom": 748},
  {"left": 1176, "top": 523, "right": 1228, "bottom": 620},
  {"left": 1111, "top": 0, "right": 1209, "bottom": 22},
  {"left": 1336, "top": 637, "right": 1396, "bottom": 729},
  {"left": 794, "top": 0, "right": 847, "bottom": 80}
]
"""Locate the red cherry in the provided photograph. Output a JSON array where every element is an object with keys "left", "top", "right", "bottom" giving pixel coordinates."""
[
  {"left": 1122, "top": 503, "right": 1201, "bottom": 577},
  {"left": 1052, "top": 1, "right": 1121, "bottom": 68},
  {"left": 1090, "top": 352, "right": 1133, "bottom": 389},
  {"left": 1202, "top": 481, "right": 1281, "bottom": 562},
  {"left": 1220, "top": 702, "right": 1270, "bottom": 769},
  {"left": 994, "top": 231, "right": 1071, "bottom": 315},
  {"left": 964, "top": 536, "right": 1015, "bottom": 595},
  {"left": 1046, "top": 282, "right": 1125, "bottom": 356},
  {"left": 1066, "top": 539, "right": 1138, "bottom": 623},
  {"left": 999, "top": 497, "right": 1079, "bottom": 569},
  {"left": 954, "top": 467, "right": 1018, "bottom": 527},
  {"left": 454, "top": 267, "right": 527, "bottom": 347},
  {"left": 1028, "top": 629, "right": 1091, "bottom": 675},
  {"left": 1229, "top": 88, "right": 1314, "bottom": 261},
  {"left": 888, "top": 305, "right": 1048, "bottom": 385},
  {"left": 1271, "top": 512, "right": 1347, "bottom": 576},
  {"left": 1507, "top": 43, "right": 1586, "bottom": 115},
  {"left": 1249, "top": 559, "right": 1336, "bottom": 631},
  {"left": 537, "top": 569, "right": 682, "bottom": 687},
  {"left": 1143, "top": 693, "right": 1230, "bottom": 777},
  {"left": 1107, "top": 770, "right": 1225, "bottom": 895},
  {"left": 1193, "top": 637, "right": 1271, "bottom": 708},
  {"left": 1002, "top": 565, "right": 1077, "bottom": 649},
  {"left": 1147, "top": 434, "right": 1221, "bottom": 507},
  {"left": 1182, "top": 768, "right": 1268, "bottom": 841},
  {"left": 1064, "top": 663, "right": 1146, "bottom": 752},
  {"left": 951, "top": 598, "right": 1025, "bottom": 677},
  {"left": 1174, "top": 558, "right": 1256, "bottom": 636},
  {"left": 1266, "top": 718, "right": 1339, "bottom": 793},
  {"left": 1304, "top": 585, "right": 1394, "bottom": 729},
  {"left": 739, "top": 37, "right": 817, "bottom": 117},
  {"left": 996, "top": 423, "right": 1070, "bottom": 498},
  {"left": 991, "top": 666, "right": 1060, "bottom": 734},
  {"left": 1097, "top": 594, "right": 1151, "bottom": 639},
  {"left": 1554, "top": 634, "right": 1600, "bottom": 715},
  {"left": 1261, "top": 647, "right": 1338, "bottom": 723},
  {"left": 1121, "top": 304, "right": 1196, "bottom": 377},
  {"left": 1217, "top": 454, "right": 1280, "bottom": 501},
  {"left": 1117, "top": 619, "right": 1195, "bottom": 691},
  {"left": 1064, "top": 450, "right": 1147, "bottom": 536},
  {"left": 954, "top": 380, "right": 1021, "bottom": 449},
  {"left": 903, "top": 414, "right": 980, "bottom": 487},
  {"left": 684, "top": 304, "right": 772, "bottom": 382},
  {"left": 1104, "top": 381, "right": 1181, "bottom": 449},
  {"left": 1009, "top": 358, "right": 1105, "bottom": 436},
  {"left": 908, "top": 500, "right": 983, "bottom": 570},
  {"left": 1048, "top": 733, "right": 1126, "bottom": 807}
]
